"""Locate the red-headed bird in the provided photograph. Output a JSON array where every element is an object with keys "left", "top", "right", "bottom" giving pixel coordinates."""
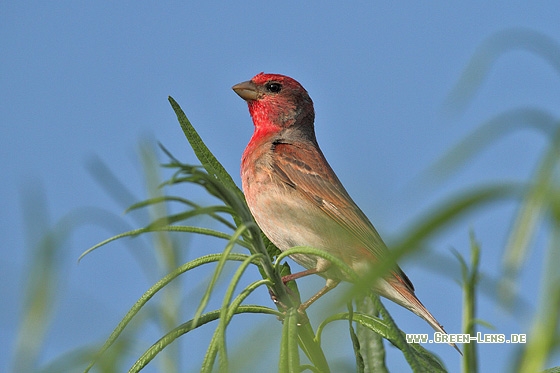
[{"left": 233, "top": 72, "right": 459, "bottom": 353}]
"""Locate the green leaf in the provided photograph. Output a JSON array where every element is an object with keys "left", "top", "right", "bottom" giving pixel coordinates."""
[
  {"left": 444, "top": 28, "right": 560, "bottom": 116},
  {"left": 84, "top": 253, "right": 256, "bottom": 373},
  {"left": 347, "top": 303, "right": 366, "bottom": 373},
  {"left": 354, "top": 297, "right": 387, "bottom": 373},
  {"left": 168, "top": 96, "right": 242, "bottom": 196},
  {"left": 279, "top": 308, "right": 301, "bottom": 373},
  {"left": 78, "top": 225, "right": 248, "bottom": 261},
  {"left": 192, "top": 224, "right": 250, "bottom": 327},
  {"left": 502, "top": 131, "right": 560, "bottom": 301},
  {"left": 201, "top": 276, "right": 271, "bottom": 373},
  {"left": 130, "top": 305, "right": 279, "bottom": 373},
  {"left": 422, "top": 108, "right": 558, "bottom": 184},
  {"left": 318, "top": 310, "right": 446, "bottom": 373}
]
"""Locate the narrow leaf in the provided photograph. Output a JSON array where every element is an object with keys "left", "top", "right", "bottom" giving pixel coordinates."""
[{"left": 168, "top": 96, "right": 241, "bottom": 195}]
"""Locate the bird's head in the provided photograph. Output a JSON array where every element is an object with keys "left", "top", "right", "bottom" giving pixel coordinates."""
[{"left": 233, "top": 73, "right": 315, "bottom": 136}]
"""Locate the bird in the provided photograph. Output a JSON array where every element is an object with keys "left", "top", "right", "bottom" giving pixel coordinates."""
[{"left": 233, "top": 72, "right": 459, "bottom": 353}]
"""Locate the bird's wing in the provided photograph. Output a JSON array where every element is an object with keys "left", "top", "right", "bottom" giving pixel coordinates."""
[{"left": 271, "top": 140, "right": 413, "bottom": 290}]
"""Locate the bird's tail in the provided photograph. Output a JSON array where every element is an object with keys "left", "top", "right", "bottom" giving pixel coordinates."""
[{"left": 375, "top": 276, "right": 462, "bottom": 355}]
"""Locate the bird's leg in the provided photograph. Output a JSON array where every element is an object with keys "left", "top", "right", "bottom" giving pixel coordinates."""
[
  {"left": 280, "top": 258, "right": 340, "bottom": 315},
  {"left": 298, "top": 278, "right": 340, "bottom": 314},
  {"left": 268, "top": 269, "right": 316, "bottom": 316},
  {"left": 274, "top": 268, "right": 318, "bottom": 316},
  {"left": 281, "top": 267, "right": 321, "bottom": 283},
  {"left": 268, "top": 268, "right": 318, "bottom": 311},
  {"left": 281, "top": 257, "right": 331, "bottom": 284}
]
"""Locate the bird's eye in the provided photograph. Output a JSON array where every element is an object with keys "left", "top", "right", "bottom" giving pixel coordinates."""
[{"left": 265, "top": 82, "right": 282, "bottom": 93}]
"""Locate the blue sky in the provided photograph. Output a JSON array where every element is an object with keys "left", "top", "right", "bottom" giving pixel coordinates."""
[{"left": 2, "top": 2, "right": 560, "bottom": 372}]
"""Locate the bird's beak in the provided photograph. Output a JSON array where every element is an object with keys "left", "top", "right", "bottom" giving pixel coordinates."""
[{"left": 232, "top": 80, "right": 259, "bottom": 101}]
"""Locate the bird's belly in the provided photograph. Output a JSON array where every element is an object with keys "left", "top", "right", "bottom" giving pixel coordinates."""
[{"left": 245, "top": 182, "right": 374, "bottom": 280}]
